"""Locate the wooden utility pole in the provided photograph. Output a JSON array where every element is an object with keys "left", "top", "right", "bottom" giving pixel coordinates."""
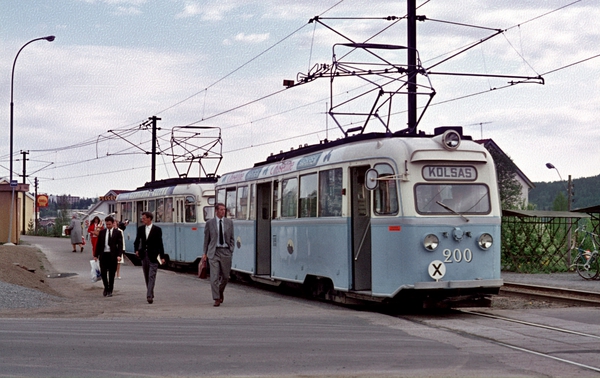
[{"left": 149, "top": 116, "right": 161, "bottom": 183}]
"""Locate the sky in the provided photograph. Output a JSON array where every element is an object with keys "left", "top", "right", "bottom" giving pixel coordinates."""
[{"left": 1, "top": 0, "right": 599, "bottom": 199}]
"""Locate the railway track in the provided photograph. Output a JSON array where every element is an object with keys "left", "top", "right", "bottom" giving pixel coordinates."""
[
  {"left": 398, "top": 300, "right": 600, "bottom": 375},
  {"left": 501, "top": 281, "right": 600, "bottom": 307}
]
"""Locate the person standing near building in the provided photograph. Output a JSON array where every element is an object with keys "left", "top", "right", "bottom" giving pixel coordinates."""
[
  {"left": 134, "top": 212, "right": 165, "bottom": 304},
  {"left": 93, "top": 216, "right": 123, "bottom": 297},
  {"left": 87, "top": 216, "right": 103, "bottom": 256},
  {"left": 67, "top": 214, "right": 84, "bottom": 253},
  {"left": 203, "top": 203, "right": 234, "bottom": 307}
]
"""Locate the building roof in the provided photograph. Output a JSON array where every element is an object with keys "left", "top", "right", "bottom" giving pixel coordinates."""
[
  {"left": 503, "top": 209, "right": 590, "bottom": 218},
  {"left": 476, "top": 139, "right": 535, "bottom": 190},
  {"left": 572, "top": 205, "right": 600, "bottom": 214}
]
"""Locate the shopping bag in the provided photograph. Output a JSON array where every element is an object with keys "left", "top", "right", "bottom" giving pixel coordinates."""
[
  {"left": 81, "top": 236, "right": 86, "bottom": 246},
  {"left": 90, "top": 260, "right": 101, "bottom": 283},
  {"left": 198, "top": 255, "right": 209, "bottom": 279}
]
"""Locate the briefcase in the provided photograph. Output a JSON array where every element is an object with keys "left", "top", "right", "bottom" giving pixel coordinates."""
[{"left": 198, "top": 255, "right": 209, "bottom": 279}]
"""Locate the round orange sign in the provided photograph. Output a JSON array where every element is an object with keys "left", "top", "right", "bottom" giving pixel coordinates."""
[{"left": 37, "top": 194, "right": 49, "bottom": 207}]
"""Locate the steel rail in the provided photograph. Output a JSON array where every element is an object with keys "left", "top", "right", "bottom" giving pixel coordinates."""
[{"left": 501, "top": 281, "right": 600, "bottom": 306}]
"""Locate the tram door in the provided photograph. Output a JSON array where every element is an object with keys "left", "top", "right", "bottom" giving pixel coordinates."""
[
  {"left": 255, "top": 182, "right": 271, "bottom": 275},
  {"left": 351, "top": 166, "right": 372, "bottom": 291}
]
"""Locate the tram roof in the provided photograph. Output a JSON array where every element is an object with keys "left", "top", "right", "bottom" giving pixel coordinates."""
[
  {"left": 255, "top": 129, "right": 473, "bottom": 167},
  {"left": 135, "top": 176, "right": 218, "bottom": 191}
]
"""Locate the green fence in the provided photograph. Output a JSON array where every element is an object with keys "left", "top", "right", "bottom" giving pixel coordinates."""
[{"left": 501, "top": 209, "right": 595, "bottom": 273}]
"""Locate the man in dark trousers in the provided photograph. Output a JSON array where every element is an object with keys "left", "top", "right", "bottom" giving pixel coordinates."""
[
  {"left": 203, "top": 203, "right": 234, "bottom": 307},
  {"left": 93, "top": 216, "right": 123, "bottom": 297},
  {"left": 134, "top": 211, "right": 165, "bottom": 304}
]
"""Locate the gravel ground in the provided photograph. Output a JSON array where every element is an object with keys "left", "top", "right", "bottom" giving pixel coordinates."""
[{"left": 0, "top": 243, "right": 65, "bottom": 311}]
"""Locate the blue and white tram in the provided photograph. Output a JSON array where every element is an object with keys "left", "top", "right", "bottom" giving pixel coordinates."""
[
  {"left": 217, "top": 127, "right": 503, "bottom": 305},
  {"left": 115, "top": 177, "right": 217, "bottom": 266}
]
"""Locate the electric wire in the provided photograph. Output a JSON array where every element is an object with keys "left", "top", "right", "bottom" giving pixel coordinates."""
[{"left": 15, "top": 0, "right": 596, "bottom": 187}]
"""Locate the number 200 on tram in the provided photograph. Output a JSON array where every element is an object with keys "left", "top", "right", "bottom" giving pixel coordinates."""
[{"left": 218, "top": 127, "right": 502, "bottom": 305}]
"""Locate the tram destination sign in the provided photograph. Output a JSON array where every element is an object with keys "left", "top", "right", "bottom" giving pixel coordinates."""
[{"left": 422, "top": 165, "right": 477, "bottom": 181}]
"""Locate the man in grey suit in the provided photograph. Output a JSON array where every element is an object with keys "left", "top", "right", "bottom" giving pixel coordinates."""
[
  {"left": 134, "top": 211, "right": 165, "bottom": 304},
  {"left": 203, "top": 203, "right": 234, "bottom": 307}
]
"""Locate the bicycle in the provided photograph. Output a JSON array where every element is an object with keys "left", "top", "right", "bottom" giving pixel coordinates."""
[{"left": 570, "top": 226, "right": 600, "bottom": 280}]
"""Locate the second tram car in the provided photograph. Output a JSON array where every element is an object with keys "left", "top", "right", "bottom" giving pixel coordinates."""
[
  {"left": 116, "top": 177, "right": 217, "bottom": 267},
  {"left": 217, "top": 127, "right": 503, "bottom": 305}
]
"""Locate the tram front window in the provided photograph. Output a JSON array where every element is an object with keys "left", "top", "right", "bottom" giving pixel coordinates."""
[{"left": 415, "top": 184, "right": 491, "bottom": 215}]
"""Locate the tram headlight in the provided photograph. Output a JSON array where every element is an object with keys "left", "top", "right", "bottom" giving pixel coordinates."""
[
  {"left": 478, "top": 233, "right": 493, "bottom": 250},
  {"left": 441, "top": 129, "right": 461, "bottom": 150},
  {"left": 423, "top": 234, "right": 439, "bottom": 251}
]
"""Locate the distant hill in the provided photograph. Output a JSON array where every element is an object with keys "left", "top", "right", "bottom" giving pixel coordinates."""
[{"left": 529, "top": 174, "right": 600, "bottom": 210}]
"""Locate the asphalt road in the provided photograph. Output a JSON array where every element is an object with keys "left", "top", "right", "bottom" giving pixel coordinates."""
[{"left": 0, "top": 235, "right": 598, "bottom": 377}]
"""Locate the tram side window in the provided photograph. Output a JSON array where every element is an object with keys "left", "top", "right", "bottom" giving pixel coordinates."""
[
  {"left": 319, "top": 168, "right": 342, "bottom": 217},
  {"left": 164, "top": 198, "right": 173, "bottom": 223},
  {"left": 272, "top": 181, "right": 279, "bottom": 219},
  {"left": 147, "top": 200, "right": 156, "bottom": 220},
  {"left": 185, "top": 196, "right": 196, "bottom": 222},
  {"left": 299, "top": 173, "right": 317, "bottom": 217},
  {"left": 226, "top": 188, "right": 237, "bottom": 218},
  {"left": 155, "top": 198, "right": 164, "bottom": 223},
  {"left": 248, "top": 184, "right": 256, "bottom": 220},
  {"left": 120, "top": 202, "right": 132, "bottom": 223},
  {"left": 281, "top": 178, "right": 298, "bottom": 218},
  {"left": 217, "top": 189, "right": 225, "bottom": 207},
  {"left": 236, "top": 186, "right": 248, "bottom": 220},
  {"left": 203, "top": 205, "right": 215, "bottom": 221},
  {"left": 373, "top": 163, "right": 399, "bottom": 215}
]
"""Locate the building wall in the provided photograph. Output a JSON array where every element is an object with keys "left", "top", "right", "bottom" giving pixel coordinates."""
[
  {"left": 515, "top": 175, "right": 530, "bottom": 207},
  {"left": 0, "top": 191, "right": 21, "bottom": 243}
]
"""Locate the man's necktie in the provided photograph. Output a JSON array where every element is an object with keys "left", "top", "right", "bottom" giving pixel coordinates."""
[
  {"left": 109, "top": 229, "right": 112, "bottom": 238},
  {"left": 219, "top": 219, "right": 224, "bottom": 245}
]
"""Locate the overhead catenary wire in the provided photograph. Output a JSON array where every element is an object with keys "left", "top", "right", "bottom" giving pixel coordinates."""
[{"left": 16, "top": 0, "right": 597, "bottom": 187}]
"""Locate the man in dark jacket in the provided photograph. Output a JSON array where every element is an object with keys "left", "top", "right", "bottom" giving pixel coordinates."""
[
  {"left": 93, "top": 216, "right": 123, "bottom": 297},
  {"left": 134, "top": 212, "right": 165, "bottom": 304}
]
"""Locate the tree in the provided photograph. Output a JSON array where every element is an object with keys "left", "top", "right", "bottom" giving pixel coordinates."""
[
  {"left": 552, "top": 191, "right": 568, "bottom": 211},
  {"left": 487, "top": 147, "right": 523, "bottom": 210}
]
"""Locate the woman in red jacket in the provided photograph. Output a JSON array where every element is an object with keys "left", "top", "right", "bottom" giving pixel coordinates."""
[{"left": 87, "top": 216, "right": 103, "bottom": 256}]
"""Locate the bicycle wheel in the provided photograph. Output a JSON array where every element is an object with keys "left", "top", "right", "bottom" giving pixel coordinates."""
[{"left": 574, "top": 251, "right": 600, "bottom": 280}]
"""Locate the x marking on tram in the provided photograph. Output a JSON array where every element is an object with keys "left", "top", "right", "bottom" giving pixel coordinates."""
[{"left": 432, "top": 263, "right": 443, "bottom": 277}]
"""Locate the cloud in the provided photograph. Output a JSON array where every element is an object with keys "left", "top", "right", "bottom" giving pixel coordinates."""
[
  {"left": 176, "top": 1, "right": 237, "bottom": 20},
  {"left": 234, "top": 32, "right": 270, "bottom": 44}
]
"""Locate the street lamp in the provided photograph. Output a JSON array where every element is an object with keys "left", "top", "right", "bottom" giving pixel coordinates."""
[
  {"left": 6, "top": 35, "right": 55, "bottom": 245},
  {"left": 546, "top": 162, "right": 574, "bottom": 266},
  {"left": 545, "top": 162, "right": 572, "bottom": 211},
  {"left": 545, "top": 162, "right": 563, "bottom": 183}
]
